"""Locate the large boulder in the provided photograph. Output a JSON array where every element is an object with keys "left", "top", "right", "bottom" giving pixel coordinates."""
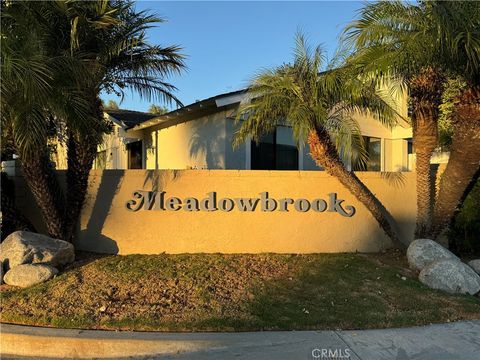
[
  {"left": 468, "top": 259, "right": 480, "bottom": 275},
  {"left": 419, "top": 259, "right": 480, "bottom": 295},
  {"left": 0, "top": 231, "right": 74, "bottom": 270},
  {"left": 407, "top": 239, "right": 459, "bottom": 271},
  {"left": 3, "top": 264, "right": 58, "bottom": 288}
]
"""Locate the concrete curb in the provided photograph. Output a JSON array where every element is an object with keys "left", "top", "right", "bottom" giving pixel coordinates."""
[
  {"left": 1, "top": 321, "right": 480, "bottom": 359},
  {"left": 0, "top": 324, "right": 220, "bottom": 359}
]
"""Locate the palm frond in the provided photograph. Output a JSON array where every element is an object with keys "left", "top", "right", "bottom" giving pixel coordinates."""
[
  {"left": 344, "top": 1, "right": 480, "bottom": 85},
  {"left": 234, "top": 32, "right": 400, "bottom": 165}
]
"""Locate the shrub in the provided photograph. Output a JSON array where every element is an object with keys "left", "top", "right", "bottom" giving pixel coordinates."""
[{"left": 449, "top": 178, "right": 480, "bottom": 255}]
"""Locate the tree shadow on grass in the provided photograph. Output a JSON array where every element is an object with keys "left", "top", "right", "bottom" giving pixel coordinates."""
[
  {"left": 243, "top": 253, "right": 480, "bottom": 332},
  {"left": 243, "top": 253, "right": 390, "bottom": 331}
]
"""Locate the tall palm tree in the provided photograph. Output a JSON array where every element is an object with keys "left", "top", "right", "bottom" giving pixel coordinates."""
[
  {"left": 427, "top": 2, "right": 480, "bottom": 238},
  {"left": 344, "top": 1, "right": 480, "bottom": 240},
  {"left": 1, "top": 1, "right": 90, "bottom": 238},
  {"left": 344, "top": 1, "right": 447, "bottom": 238},
  {"left": 58, "top": 0, "right": 186, "bottom": 241},
  {"left": 234, "top": 34, "right": 405, "bottom": 246},
  {"left": 1, "top": 1, "right": 185, "bottom": 241}
]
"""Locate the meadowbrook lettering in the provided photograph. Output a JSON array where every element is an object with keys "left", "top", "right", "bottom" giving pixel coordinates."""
[{"left": 125, "top": 191, "right": 356, "bottom": 217}]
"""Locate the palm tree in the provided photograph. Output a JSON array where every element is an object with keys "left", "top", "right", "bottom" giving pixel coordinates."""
[
  {"left": 234, "top": 34, "right": 405, "bottom": 246},
  {"left": 344, "top": 1, "right": 446, "bottom": 238},
  {"left": 344, "top": 1, "right": 480, "bottom": 240},
  {"left": 1, "top": 1, "right": 90, "bottom": 239},
  {"left": 427, "top": 2, "right": 480, "bottom": 238},
  {"left": 59, "top": 0, "right": 186, "bottom": 241},
  {"left": 1, "top": 1, "right": 186, "bottom": 241}
]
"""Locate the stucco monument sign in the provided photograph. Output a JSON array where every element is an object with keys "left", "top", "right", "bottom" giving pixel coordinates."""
[
  {"left": 12, "top": 170, "right": 416, "bottom": 253},
  {"left": 126, "top": 191, "right": 356, "bottom": 217}
]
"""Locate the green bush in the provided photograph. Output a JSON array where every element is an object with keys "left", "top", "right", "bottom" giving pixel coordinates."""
[{"left": 449, "top": 178, "right": 480, "bottom": 255}]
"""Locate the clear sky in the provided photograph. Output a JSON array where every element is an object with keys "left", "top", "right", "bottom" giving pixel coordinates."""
[{"left": 101, "top": 1, "right": 363, "bottom": 112}]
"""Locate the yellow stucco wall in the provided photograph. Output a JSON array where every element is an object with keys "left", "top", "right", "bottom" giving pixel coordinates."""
[
  {"left": 51, "top": 106, "right": 413, "bottom": 171},
  {"left": 144, "top": 110, "right": 237, "bottom": 170},
  {"left": 75, "top": 169, "right": 416, "bottom": 254}
]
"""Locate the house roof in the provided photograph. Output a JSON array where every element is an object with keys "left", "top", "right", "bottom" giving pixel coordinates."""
[
  {"left": 105, "top": 109, "right": 158, "bottom": 129},
  {"left": 130, "top": 89, "right": 247, "bottom": 131}
]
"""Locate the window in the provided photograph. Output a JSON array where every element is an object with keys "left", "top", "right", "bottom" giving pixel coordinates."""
[
  {"left": 251, "top": 126, "right": 298, "bottom": 170},
  {"left": 407, "top": 138, "right": 414, "bottom": 154},
  {"left": 94, "top": 150, "right": 107, "bottom": 169},
  {"left": 354, "top": 136, "right": 381, "bottom": 171},
  {"left": 407, "top": 137, "right": 414, "bottom": 171},
  {"left": 127, "top": 141, "right": 143, "bottom": 169}
]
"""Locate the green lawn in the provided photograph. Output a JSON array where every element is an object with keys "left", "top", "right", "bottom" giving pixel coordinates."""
[{"left": 1, "top": 251, "right": 479, "bottom": 331}]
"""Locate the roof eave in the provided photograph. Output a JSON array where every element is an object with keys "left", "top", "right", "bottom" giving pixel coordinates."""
[{"left": 130, "top": 89, "right": 247, "bottom": 131}]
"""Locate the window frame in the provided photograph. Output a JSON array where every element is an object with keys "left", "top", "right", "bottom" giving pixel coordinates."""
[{"left": 250, "top": 127, "right": 299, "bottom": 170}]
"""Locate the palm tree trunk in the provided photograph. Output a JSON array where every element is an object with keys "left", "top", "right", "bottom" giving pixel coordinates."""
[
  {"left": 430, "top": 87, "right": 480, "bottom": 239},
  {"left": 412, "top": 105, "right": 438, "bottom": 238},
  {"left": 64, "top": 98, "right": 105, "bottom": 242},
  {"left": 308, "top": 126, "right": 405, "bottom": 247},
  {"left": 409, "top": 68, "right": 443, "bottom": 238},
  {"left": 19, "top": 151, "right": 65, "bottom": 239},
  {"left": 63, "top": 133, "right": 97, "bottom": 242}
]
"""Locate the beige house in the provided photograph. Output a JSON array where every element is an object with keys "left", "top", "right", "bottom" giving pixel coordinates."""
[{"left": 55, "top": 89, "right": 416, "bottom": 172}]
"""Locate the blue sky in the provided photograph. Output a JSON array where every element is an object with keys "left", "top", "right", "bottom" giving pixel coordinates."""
[{"left": 101, "top": 1, "right": 363, "bottom": 112}]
